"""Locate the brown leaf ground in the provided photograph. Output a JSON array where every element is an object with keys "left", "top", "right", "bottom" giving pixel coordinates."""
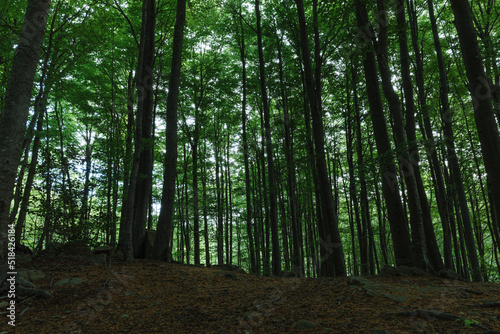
[{"left": 3, "top": 258, "right": 500, "bottom": 333}]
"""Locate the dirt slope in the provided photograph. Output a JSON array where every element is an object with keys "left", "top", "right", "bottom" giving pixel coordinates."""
[{"left": 3, "top": 258, "right": 500, "bottom": 333}]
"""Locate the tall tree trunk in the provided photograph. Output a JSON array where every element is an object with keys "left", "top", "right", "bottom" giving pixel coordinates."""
[
  {"left": 236, "top": 9, "right": 256, "bottom": 273},
  {"left": 350, "top": 61, "right": 369, "bottom": 275},
  {"left": 0, "top": 0, "right": 51, "bottom": 259},
  {"left": 449, "top": 0, "right": 500, "bottom": 280},
  {"left": 295, "top": 0, "right": 346, "bottom": 277},
  {"left": 133, "top": 0, "right": 156, "bottom": 259},
  {"left": 15, "top": 103, "right": 45, "bottom": 246},
  {"left": 202, "top": 142, "right": 210, "bottom": 266},
  {"left": 355, "top": 0, "right": 413, "bottom": 267},
  {"left": 372, "top": 0, "right": 427, "bottom": 270},
  {"left": 216, "top": 126, "right": 224, "bottom": 265},
  {"left": 409, "top": 0, "right": 453, "bottom": 270},
  {"left": 255, "top": 0, "right": 281, "bottom": 276},
  {"left": 55, "top": 101, "right": 76, "bottom": 231},
  {"left": 36, "top": 135, "right": 53, "bottom": 253},
  {"left": 277, "top": 35, "right": 302, "bottom": 277},
  {"left": 153, "top": 0, "right": 186, "bottom": 261},
  {"left": 192, "top": 131, "right": 200, "bottom": 264},
  {"left": 396, "top": 0, "right": 442, "bottom": 272},
  {"left": 118, "top": 70, "right": 135, "bottom": 247},
  {"left": 80, "top": 126, "right": 93, "bottom": 227}
]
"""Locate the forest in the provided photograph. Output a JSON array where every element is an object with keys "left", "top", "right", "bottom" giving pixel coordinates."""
[{"left": 0, "top": 0, "right": 499, "bottom": 283}]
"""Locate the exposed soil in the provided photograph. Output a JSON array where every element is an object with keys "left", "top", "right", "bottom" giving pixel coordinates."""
[{"left": 3, "top": 258, "right": 500, "bottom": 333}]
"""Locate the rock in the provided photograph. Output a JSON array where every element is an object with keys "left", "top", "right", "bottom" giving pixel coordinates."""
[
  {"left": 380, "top": 265, "right": 404, "bottom": 277},
  {"left": 17, "top": 275, "right": 35, "bottom": 288},
  {"left": 348, "top": 276, "right": 376, "bottom": 285},
  {"left": 17, "top": 285, "right": 52, "bottom": 298},
  {"left": 54, "top": 278, "right": 87, "bottom": 286},
  {"left": 380, "top": 265, "right": 429, "bottom": 277},
  {"left": 398, "top": 266, "right": 429, "bottom": 277},
  {"left": 293, "top": 320, "right": 317, "bottom": 330},
  {"left": 16, "top": 253, "right": 33, "bottom": 264},
  {"left": 212, "top": 264, "right": 240, "bottom": 271},
  {"left": 18, "top": 269, "right": 46, "bottom": 281},
  {"left": 93, "top": 245, "right": 115, "bottom": 255},
  {"left": 381, "top": 293, "right": 407, "bottom": 302},
  {"left": 280, "top": 271, "right": 295, "bottom": 278},
  {"left": 348, "top": 276, "right": 406, "bottom": 302},
  {"left": 213, "top": 271, "right": 237, "bottom": 280},
  {"left": 57, "top": 241, "right": 93, "bottom": 257},
  {"left": 88, "top": 253, "right": 107, "bottom": 265},
  {"left": 438, "top": 269, "right": 463, "bottom": 281}
]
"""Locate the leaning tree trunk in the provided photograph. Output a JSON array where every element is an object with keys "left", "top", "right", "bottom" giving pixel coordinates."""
[
  {"left": 449, "top": 0, "right": 500, "bottom": 282},
  {"left": 396, "top": 0, "right": 443, "bottom": 272},
  {"left": 408, "top": 0, "right": 453, "bottom": 270},
  {"left": 373, "top": 0, "right": 427, "bottom": 270},
  {"left": 354, "top": 0, "right": 414, "bottom": 267},
  {"left": 0, "top": 0, "right": 51, "bottom": 261},
  {"left": 295, "top": 0, "right": 346, "bottom": 277},
  {"left": 153, "top": 0, "right": 186, "bottom": 261}
]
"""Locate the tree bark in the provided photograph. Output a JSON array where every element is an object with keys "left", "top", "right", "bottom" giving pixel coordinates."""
[
  {"left": 0, "top": 0, "right": 51, "bottom": 260},
  {"left": 354, "top": 0, "right": 413, "bottom": 267},
  {"left": 132, "top": 0, "right": 156, "bottom": 259},
  {"left": 153, "top": 0, "right": 186, "bottom": 261},
  {"left": 295, "top": 0, "right": 346, "bottom": 276},
  {"left": 236, "top": 9, "right": 256, "bottom": 273},
  {"left": 255, "top": 0, "right": 281, "bottom": 276},
  {"left": 449, "top": 0, "right": 500, "bottom": 281},
  {"left": 277, "top": 35, "right": 302, "bottom": 277},
  {"left": 373, "top": 0, "right": 427, "bottom": 270},
  {"left": 396, "top": 0, "right": 442, "bottom": 272}
]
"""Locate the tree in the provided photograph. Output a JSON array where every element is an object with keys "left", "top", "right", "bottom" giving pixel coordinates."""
[
  {"left": 0, "top": 0, "right": 51, "bottom": 261},
  {"left": 354, "top": 0, "right": 413, "bottom": 268},
  {"left": 295, "top": 0, "right": 346, "bottom": 277},
  {"left": 153, "top": 0, "right": 187, "bottom": 261},
  {"left": 132, "top": 0, "right": 156, "bottom": 259},
  {"left": 449, "top": 0, "right": 500, "bottom": 281},
  {"left": 255, "top": 0, "right": 281, "bottom": 276}
]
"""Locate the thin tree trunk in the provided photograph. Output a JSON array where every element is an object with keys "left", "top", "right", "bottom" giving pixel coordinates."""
[
  {"left": 277, "top": 35, "right": 302, "bottom": 277},
  {"left": 118, "top": 70, "right": 135, "bottom": 247},
  {"left": 349, "top": 62, "right": 369, "bottom": 275},
  {"left": 15, "top": 104, "right": 45, "bottom": 246},
  {"left": 236, "top": 9, "right": 256, "bottom": 273},
  {"left": 216, "top": 125, "right": 224, "bottom": 265},
  {"left": 255, "top": 0, "right": 281, "bottom": 276},
  {"left": 202, "top": 142, "right": 210, "bottom": 266}
]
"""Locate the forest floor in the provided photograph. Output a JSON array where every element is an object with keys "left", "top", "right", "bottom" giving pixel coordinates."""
[{"left": 2, "top": 257, "right": 500, "bottom": 334}]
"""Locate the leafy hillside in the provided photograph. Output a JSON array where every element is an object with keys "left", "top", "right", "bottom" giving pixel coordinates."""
[{"left": 6, "top": 257, "right": 500, "bottom": 333}]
